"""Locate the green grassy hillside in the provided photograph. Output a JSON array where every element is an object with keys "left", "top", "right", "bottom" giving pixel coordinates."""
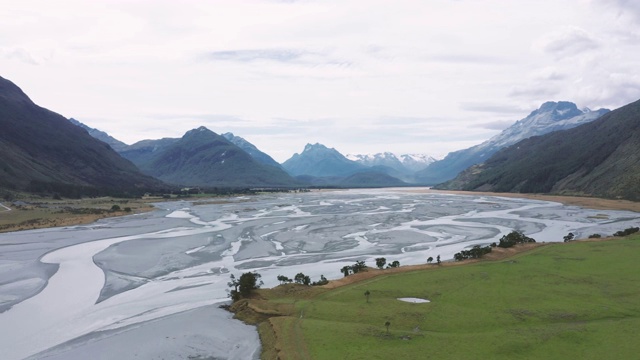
[{"left": 250, "top": 237, "right": 640, "bottom": 359}]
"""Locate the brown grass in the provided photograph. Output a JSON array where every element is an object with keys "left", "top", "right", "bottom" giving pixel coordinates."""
[{"left": 0, "top": 197, "right": 155, "bottom": 233}]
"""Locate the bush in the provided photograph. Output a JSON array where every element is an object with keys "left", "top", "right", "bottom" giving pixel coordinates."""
[
  {"left": 498, "top": 230, "right": 536, "bottom": 248},
  {"left": 110, "top": 204, "right": 121, "bottom": 212},
  {"left": 588, "top": 233, "right": 601, "bottom": 239},
  {"left": 228, "top": 272, "right": 263, "bottom": 301},
  {"left": 454, "top": 245, "right": 492, "bottom": 261},
  {"left": 613, "top": 227, "right": 639, "bottom": 237},
  {"left": 312, "top": 275, "right": 328, "bottom": 286}
]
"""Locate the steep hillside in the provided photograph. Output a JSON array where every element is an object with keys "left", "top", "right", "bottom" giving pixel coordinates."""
[
  {"left": 0, "top": 76, "right": 162, "bottom": 194},
  {"left": 119, "top": 138, "right": 179, "bottom": 166},
  {"left": 69, "top": 118, "right": 129, "bottom": 152},
  {"left": 437, "top": 99, "right": 640, "bottom": 201},
  {"left": 416, "top": 102, "right": 609, "bottom": 184},
  {"left": 222, "top": 132, "right": 282, "bottom": 169},
  {"left": 133, "top": 127, "right": 298, "bottom": 188}
]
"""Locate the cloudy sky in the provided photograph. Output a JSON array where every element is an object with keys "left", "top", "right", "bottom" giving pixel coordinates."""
[{"left": 2, "top": 0, "right": 639, "bottom": 162}]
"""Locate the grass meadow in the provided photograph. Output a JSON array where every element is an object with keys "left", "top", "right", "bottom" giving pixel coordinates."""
[{"left": 280, "top": 237, "right": 640, "bottom": 359}]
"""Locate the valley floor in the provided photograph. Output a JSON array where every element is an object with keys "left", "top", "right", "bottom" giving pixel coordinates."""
[{"left": 2, "top": 189, "right": 639, "bottom": 233}]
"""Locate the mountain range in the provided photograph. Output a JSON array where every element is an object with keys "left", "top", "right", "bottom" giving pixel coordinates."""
[
  {"left": 415, "top": 101, "right": 610, "bottom": 185},
  {"left": 0, "top": 76, "right": 161, "bottom": 196},
  {"left": 280, "top": 144, "right": 411, "bottom": 186},
  {"left": 436, "top": 99, "right": 640, "bottom": 200},
  {"left": 2, "top": 74, "right": 637, "bottom": 199},
  {"left": 120, "top": 127, "right": 298, "bottom": 188}
]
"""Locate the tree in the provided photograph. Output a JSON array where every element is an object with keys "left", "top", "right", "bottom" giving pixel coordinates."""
[
  {"left": 454, "top": 245, "right": 492, "bottom": 261},
  {"left": 294, "top": 272, "right": 311, "bottom": 285},
  {"left": 352, "top": 260, "right": 367, "bottom": 273},
  {"left": 228, "top": 272, "right": 263, "bottom": 301},
  {"left": 340, "top": 265, "right": 352, "bottom": 277},
  {"left": 427, "top": 256, "right": 433, "bottom": 264},
  {"left": 312, "top": 275, "right": 328, "bottom": 286},
  {"left": 110, "top": 204, "right": 121, "bottom": 212},
  {"left": 277, "top": 274, "right": 292, "bottom": 285},
  {"left": 375, "top": 257, "right": 387, "bottom": 269},
  {"left": 563, "top": 232, "right": 575, "bottom": 242},
  {"left": 384, "top": 321, "right": 391, "bottom": 334},
  {"left": 364, "top": 290, "right": 371, "bottom": 303},
  {"left": 387, "top": 260, "right": 400, "bottom": 268},
  {"left": 437, "top": 255, "right": 441, "bottom": 265},
  {"left": 498, "top": 230, "right": 536, "bottom": 248}
]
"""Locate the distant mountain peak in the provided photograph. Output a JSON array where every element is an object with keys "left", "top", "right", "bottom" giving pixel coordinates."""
[
  {"left": 185, "top": 126, "right": 213, "bottom": 136},
  {"left": 303, "top": 143, "right": 329, "bottom": 152}
]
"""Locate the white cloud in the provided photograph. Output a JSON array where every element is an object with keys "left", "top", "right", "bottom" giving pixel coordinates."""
[{"left": 1, "top": 0, "right": 639, "bottom": 162}]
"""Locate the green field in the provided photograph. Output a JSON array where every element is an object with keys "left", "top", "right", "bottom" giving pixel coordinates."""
[{"left": 277, "top": 238, "right": 640, "bottom": 359}]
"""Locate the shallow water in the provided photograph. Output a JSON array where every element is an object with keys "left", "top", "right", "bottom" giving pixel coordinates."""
[{"left": 0, "top": 189, "right": 638, "bottom": 359}]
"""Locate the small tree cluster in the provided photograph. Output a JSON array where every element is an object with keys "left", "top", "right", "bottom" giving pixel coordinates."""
[
  {"left": 453, "top": 245, "right": 492, "bottom": 261},
  {"left": 613, "top": 227, "right": 639, "bottom": 237},
  {"left": 588, "top": 233, "right": 602, "bottom": 239},
  {"left": 228, "top": 272, "right": 263, "bottom": 301},
  {"left": 498, "top": 230, "right": 536, "bottom": 248},
  {"left": 375, "top": 257, "right": 386, "bottom": 269},
  {"left": 277, "top": 273, "right": 327, "bottom": 286},
  {"left": 563, "top": 232, "right": 575, "bottom": 242},
  {"left": 386, "top": 260, "right": 400, "bottom": 269},
  {"left": 277, "top": 274, "right": 293, "bottom": 284},
  {"left": 311, "top": 275, "right": 328, "bottom": 286},
  {"left": 340, "top": 260, "right": 367, "bottom": 277},
  {"left": 294, "top": 272, "right": 311, "bottom": 285}
]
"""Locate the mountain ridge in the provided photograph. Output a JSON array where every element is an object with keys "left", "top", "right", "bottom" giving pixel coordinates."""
[
  {"left": 0, "top": 75, "right": 162, "bottom": 195},
  {"left": 436, "top": 98, "right": 640, "bottom": 201},
  {"left": 415, "top": 101, "right": 609, "bottom": 185}
]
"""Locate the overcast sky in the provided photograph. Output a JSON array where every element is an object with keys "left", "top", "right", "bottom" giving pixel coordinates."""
[{"left": 2, "top": 0, "right": 639, "bottom": 162}]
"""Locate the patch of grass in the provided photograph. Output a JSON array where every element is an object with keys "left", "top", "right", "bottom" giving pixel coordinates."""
[{"left": 262, "top": 237, "right": 640, "bottom": 359}]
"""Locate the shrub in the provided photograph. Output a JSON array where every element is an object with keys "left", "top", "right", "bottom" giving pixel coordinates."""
[
  {"left": 498, "top": 230, "right": 536, "bottom": 248},
  {"left": 613, "top": 227, "right": 639, "bottom": 237}
]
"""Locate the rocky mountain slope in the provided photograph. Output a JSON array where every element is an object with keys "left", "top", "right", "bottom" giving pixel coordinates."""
[
  {"left": 282, "top": 143, "right": 368, "bottom": 177},
  {"left": 222, "top": 132, "right": 282, "bottom": 169},
  {"left": 436, "top": 99, "right": 640, "bottom": 201},
  {"left": 0, "top": 76, "right": 162, "bottom": 195},
  {"left": 416, "top": 101, "right": 609, "bottom": 185},
  {"left": 127, "top": 127, "right": 298, "bottom": 188},
  {"left": 68, "top": 118, "right": 129, "bottom": 152}
]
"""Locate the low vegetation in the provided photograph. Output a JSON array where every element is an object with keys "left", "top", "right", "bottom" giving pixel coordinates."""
[{"left": 228, "top": 233, "right": 640, "bottom": 360}]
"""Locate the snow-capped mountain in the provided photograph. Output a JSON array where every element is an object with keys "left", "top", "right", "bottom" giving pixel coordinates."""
[
  {"left": 415, "top": 101, "right": 610, "bottom": 185},
  {"left": 346, "top": 152, "right": 437, "bottom": 173}
]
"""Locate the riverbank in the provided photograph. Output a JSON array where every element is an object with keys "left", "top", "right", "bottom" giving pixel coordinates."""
[
  {"left": 232, "top": 235, "right": 639, "bottom": 359},
  {"left": 0, "top": 196, "right": 157, "bottom": 233}
]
